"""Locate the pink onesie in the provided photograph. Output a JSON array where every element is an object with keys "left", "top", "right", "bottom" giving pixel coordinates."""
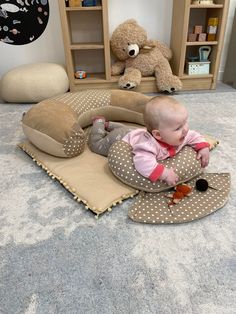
[{"left": 122, "top": 128, "right": 209, "bottom": 182}]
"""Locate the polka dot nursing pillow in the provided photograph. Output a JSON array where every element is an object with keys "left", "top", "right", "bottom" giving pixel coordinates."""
[
  {"left": 108, "top": 141, "right": 203, "bottom": 192},
  {"left": 21, "top": 89, "right": 148, "bottom": 158}
]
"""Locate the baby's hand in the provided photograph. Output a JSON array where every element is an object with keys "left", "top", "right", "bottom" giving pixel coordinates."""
[
  {"left": 197, "top": 147, "right": 210, "bottom": 167},
  {"left": 160, "top": 167, "right": 179, "bottom": 186}
]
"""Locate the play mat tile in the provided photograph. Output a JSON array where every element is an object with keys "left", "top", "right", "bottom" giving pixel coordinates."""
[
  {"left": 18, "top": 141, "right": 137, "bottom": 215},
  {"left": 128, "top": 173, "right": 231, "bottom": 224}
]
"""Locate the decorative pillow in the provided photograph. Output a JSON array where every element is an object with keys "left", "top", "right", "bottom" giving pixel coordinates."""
[
  {"left": 128, "top": 173, "right": 231, "bottom": 224},
  {"left": 108, "top": 141, "right": 203, "bottom": 192}
]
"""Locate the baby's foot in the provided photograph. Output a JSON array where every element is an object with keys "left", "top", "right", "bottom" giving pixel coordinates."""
[{"left": 92, "top": 116, "right": 109, "bottom": 129}]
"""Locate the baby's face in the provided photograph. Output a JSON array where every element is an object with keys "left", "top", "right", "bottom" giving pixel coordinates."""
[{"left": 156, "top": 107, "right": 189, "bottom": 146}]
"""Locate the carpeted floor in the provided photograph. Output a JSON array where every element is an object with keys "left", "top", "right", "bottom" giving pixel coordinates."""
[{"left": 0, "top": 89, "right": 236, "bottom": 314}]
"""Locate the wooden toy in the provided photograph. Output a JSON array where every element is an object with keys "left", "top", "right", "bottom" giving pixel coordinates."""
[
  {"left": 198, "top": 33, "right": 207, "bottom": 41},
  {"left": 69, "top": 0, "right": 83, "bottom": 7},
  {"left": 194, "top": 25, "right": 203, "bottom": 34},
  {"left": 188, "top": 33, "right": 197, "bottom": 41}
]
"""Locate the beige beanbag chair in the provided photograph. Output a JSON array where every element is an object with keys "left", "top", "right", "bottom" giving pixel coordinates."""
[{"left": 0, "top": 63, "right": 69, "bottom": 103}]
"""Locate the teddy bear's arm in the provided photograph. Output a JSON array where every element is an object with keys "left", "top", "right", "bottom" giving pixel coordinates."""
[{"left": 111, "top": 61, "right": 126, "bottom": 76}]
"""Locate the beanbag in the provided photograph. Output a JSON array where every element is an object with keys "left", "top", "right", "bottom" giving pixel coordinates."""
[{"left": 0, "top": 63, "right": 69, "bottom": 103}]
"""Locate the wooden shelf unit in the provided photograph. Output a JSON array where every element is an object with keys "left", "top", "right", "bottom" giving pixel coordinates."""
[
  {"left": 59, "top": 0, "right": 229, "bottom": 92},
  {"left": 59, "top": 0, "right": 165, "bottom": 93},
  {"left": 58, "top": 0, "right": 111, "bottom": 91},
  {"left": 170, "top": 0, "right": 229, "bottom": 90}
]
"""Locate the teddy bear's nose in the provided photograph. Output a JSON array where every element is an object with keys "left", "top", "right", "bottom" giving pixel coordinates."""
[{"left": 129, "top": 50, "right": 135, "bottom": 56}]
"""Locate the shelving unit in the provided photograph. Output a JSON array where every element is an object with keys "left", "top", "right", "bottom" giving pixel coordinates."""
[
  {"left": 170, "top": 0, "right": 229, "bottom": 90},
  {"left": 58, "top": 0, "right": 160, "bottom": 92},
  {"left": 58, "top": 0, "right": 111, "bottom": 91},
  {"left": 59, "top": 0, "right": 229, "bottom": 92}
]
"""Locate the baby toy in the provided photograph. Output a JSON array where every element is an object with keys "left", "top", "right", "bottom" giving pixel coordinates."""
[
  {"left": 165, "top": 184, "right": 192, "bottom": 206},
  {"left": 75, "top": 70, "right": 87, "bottom": 79},
  {"left": 196, "top": 178, "right": 209, "bottom": 191},
  {"left": 110, "top": 19, "right": 182, "bottom": 93}
]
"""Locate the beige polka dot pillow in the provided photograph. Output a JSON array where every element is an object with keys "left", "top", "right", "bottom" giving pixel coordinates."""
[
  {"left": 128, "top": 173, "right": 231, "bottom": 224},
  {"left": 108, "top": 141, "right": 202, "bottom": 192},
  {"left": 21, "top": 90, "right": 112, "bottom": 158}
]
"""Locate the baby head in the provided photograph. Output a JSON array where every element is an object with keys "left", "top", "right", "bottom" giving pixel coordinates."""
[{"left": 144, "top": 95, "right": 189, "bottom": 146}]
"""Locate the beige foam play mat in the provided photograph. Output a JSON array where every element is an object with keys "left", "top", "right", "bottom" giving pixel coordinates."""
[{"left": 19, "top": 141, "right": 138, "bottom": 215}]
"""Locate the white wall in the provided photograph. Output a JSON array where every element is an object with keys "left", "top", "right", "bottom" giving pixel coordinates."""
[
  {"left": 0, "top": 0, "right": 235, "bottom": 79},
  {"left": 218, "top": 0, "right": 236, "bottom": 79}
]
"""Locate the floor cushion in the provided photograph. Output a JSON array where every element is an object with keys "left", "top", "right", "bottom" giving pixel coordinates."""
[{"left": 0, "top": 63, "right": 69, "bottom": 103}]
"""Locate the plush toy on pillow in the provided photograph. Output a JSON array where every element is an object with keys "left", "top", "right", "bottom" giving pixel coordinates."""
[{"left": 110, "top": 19, "right": 182, "bottom": 93}]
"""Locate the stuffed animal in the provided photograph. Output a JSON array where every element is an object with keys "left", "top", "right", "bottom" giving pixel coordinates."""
[{"left": 110, "top": 19, "right": 182, "bottom": 93}]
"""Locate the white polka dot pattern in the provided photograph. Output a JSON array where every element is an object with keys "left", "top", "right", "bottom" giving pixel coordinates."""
[
  {"left": 108, "top": 141, "right": 203, "bottom": 192},
  {"left": 128, "top": 173, "right": 230, "bottom": 224},
  {"left": 63, "top": 127, "right": 85, "bottom": 157},
  {"left": 50, "top": 89, "right": 111, "bottom": 115}
]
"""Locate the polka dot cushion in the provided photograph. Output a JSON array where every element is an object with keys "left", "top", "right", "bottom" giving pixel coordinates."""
[
  {"left": 50, "top": 89, "right": 111, "bottom": 116},
  {"left": 62, "top": 127, "right": 86, "bottom": 157},
  {"left": 108, "top": 141, "right": 203, "bottom": 192},
  {"left": 128, "top": 173, "right": 231, "bottom": 224},
  {"left": 21, "top": 90, "right": 111, "bottom": 157}
]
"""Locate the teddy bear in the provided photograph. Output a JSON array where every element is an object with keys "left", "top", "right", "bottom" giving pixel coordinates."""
[{"left": 110, "top": 19, "right": 182, "bottom": 93}]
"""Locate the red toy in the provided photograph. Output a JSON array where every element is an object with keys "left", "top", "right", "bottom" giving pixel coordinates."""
[{"left": 165, "top": 184, "right": 192, "bottom": 207}]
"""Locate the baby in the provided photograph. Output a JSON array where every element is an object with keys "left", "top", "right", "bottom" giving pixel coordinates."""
[{"left": 88, "top": 95, "right": 210, "bottom": 186}]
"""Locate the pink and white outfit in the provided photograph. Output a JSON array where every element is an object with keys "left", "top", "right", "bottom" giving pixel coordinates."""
[{"left": 122, "top": 128, "right": 209, "bottom": 182}]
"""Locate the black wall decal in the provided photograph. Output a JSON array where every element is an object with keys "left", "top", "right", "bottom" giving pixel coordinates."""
[{"left": 0, "top": 0, "right": 49, "bottom": 45}]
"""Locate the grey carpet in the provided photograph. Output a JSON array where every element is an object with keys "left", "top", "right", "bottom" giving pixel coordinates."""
[{"left": 0, "top": 91, "right": 236, "bottom": 314}]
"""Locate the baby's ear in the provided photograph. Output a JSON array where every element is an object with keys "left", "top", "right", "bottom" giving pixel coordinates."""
[{"left": 151, "top": 129, "right": 161, "bottom": 140}]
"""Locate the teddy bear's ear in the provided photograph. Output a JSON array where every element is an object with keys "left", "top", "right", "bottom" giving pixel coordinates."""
[
  {"left": 143, "top": 40, "right": 157, "bottom": 49},
  {"left": 139, "top": 40, "right": 157, "bottom": 54}
]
